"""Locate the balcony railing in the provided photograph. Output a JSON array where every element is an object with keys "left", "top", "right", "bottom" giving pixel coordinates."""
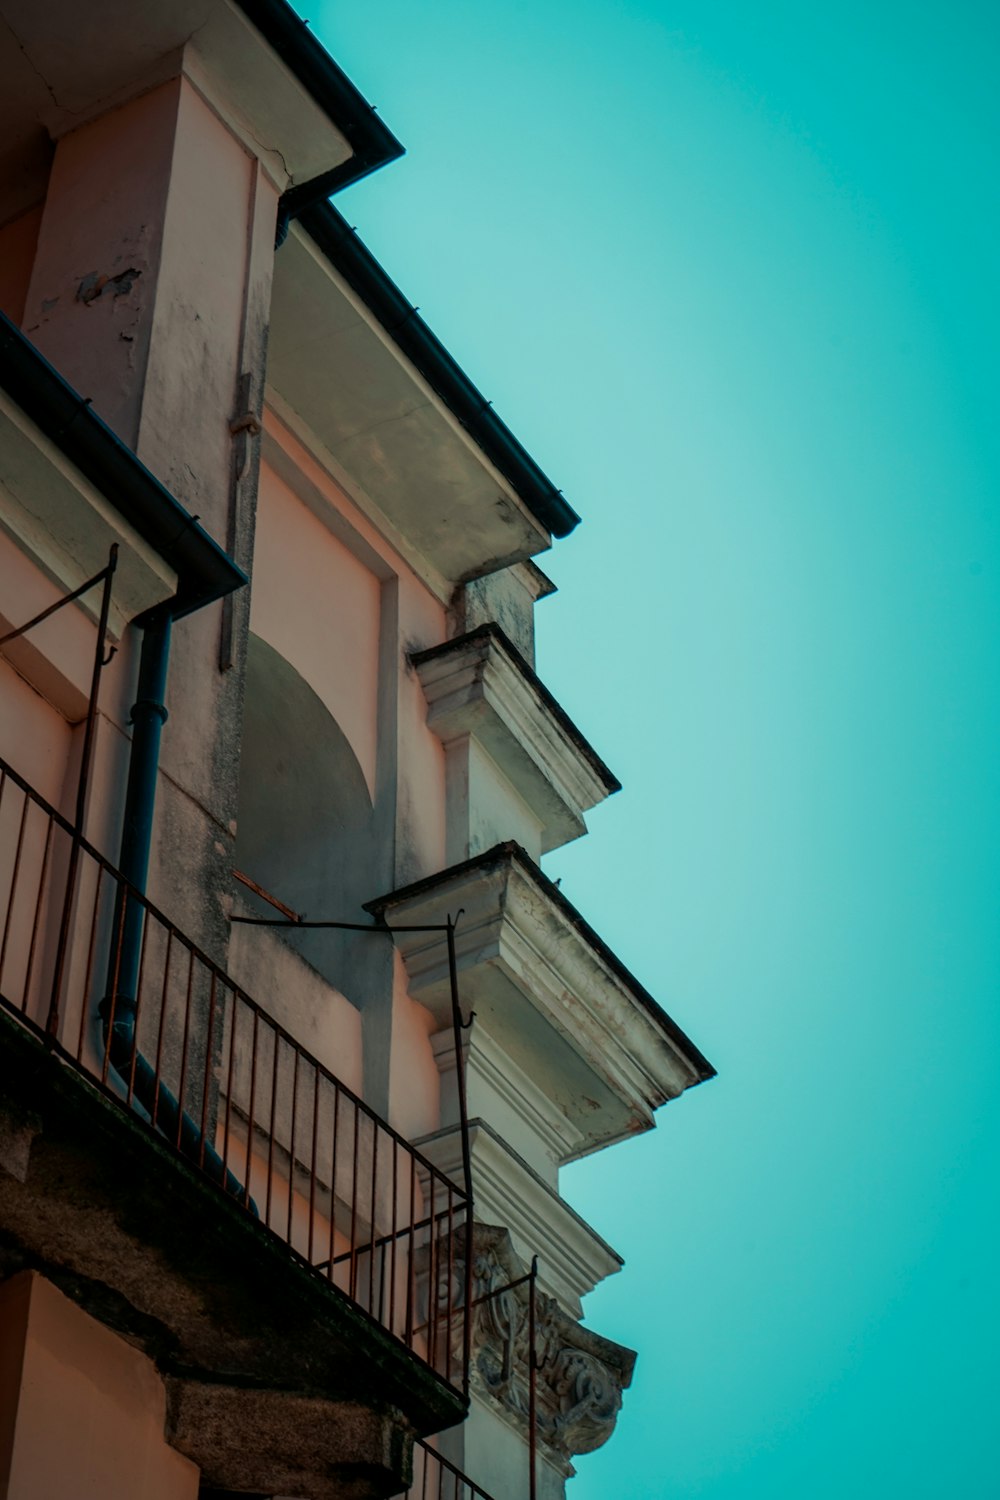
[
  {"left": 408, "top": 1438, "right": 498, "bottom": 1500},
  {"left": 0, "top": 752, "right": 469, "bottom": 1389}
]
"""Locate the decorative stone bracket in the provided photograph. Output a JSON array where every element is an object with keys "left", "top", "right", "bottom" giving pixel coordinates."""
[{"left": 438, "top": 1224, "right": 636, "bottom": 1471}]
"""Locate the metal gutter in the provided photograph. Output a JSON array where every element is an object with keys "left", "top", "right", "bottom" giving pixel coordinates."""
[
  {"left": 296, "top": 203, "right": 582, "bottom": 540},
  {"left": 224, "top": 4, "right": 579, "bottom": 538},
  {"left": 230, "top": 0, "right": 404, "bottom": 227},
  {"left": 0, "top": 313, "right": 247, "bottom": 619}
]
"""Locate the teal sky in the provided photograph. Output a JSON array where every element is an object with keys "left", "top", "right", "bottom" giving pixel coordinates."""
[{"left": 312, "top": 4, "right": 999, "bottom": 1495}]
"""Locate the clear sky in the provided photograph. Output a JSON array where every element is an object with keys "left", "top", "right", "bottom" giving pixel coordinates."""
[{"left": 311, "top": 4, "right": 999, "bottom": 1495}]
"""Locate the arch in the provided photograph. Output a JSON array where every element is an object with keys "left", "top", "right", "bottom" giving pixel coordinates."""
[{"left": 235, "top": 633, "right": 380, "bottom": 1004}]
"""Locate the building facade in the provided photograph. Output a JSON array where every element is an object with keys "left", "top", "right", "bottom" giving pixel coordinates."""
[{"left": 0, "top": 3, "right": 714, "bottom": 1497}]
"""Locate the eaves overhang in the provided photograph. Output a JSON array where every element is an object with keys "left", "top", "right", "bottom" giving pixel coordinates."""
[
  {"left": 233, "top": 0, "right": 404, "bottom": 218},
  {"left": 0, "top": 313, "right": 246, "bottom": 620},
  {"left": 297, "top": 202, "right": 581, "bottom": 542},
  {"left": 0, "top": 0, "right": 401, "bottom": 225}
]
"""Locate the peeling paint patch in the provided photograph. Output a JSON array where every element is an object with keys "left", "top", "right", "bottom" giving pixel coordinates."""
[{"left": 77, "top": 267, "right": 142, "bottom": 305}]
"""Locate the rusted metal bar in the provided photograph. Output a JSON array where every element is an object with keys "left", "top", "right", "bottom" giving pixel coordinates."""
[
  {"left": 446, "top": 913, "right": 474, "bottom": 1394},
  {"left": 0, "top": 555, "right": 117, "bottom": 649},
  {"left": 528, "top": 1254, "right": 538, "bottom": 1500}
]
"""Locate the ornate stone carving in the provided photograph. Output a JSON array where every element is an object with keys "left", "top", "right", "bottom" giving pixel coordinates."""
[{"left": 440, "top": 1224, "right": 636, "bottom": 1467}]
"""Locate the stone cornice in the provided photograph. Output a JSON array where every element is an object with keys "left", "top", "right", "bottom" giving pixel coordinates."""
[
  {"left": 411, "top": 625, "right": 620, "bottom": 852},
  {"left": 417, "top": 1118, "right": 622, "bottom": 1318},
  {"left": 366, "top": 844, "right": 715, "bottom": 1159}
]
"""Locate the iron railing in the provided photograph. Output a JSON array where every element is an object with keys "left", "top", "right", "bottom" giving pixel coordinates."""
[
  {"left": 0, "top": 752, "right": 469, "bottom": 1388},
  {"left": 408, "top": 1438, "right": 498, "bottom": 1500}
]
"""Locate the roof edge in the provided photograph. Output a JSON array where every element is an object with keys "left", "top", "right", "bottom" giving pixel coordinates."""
[
  {"left": 232, "top": 0, "right": 404, "bottom": 214},
  {"left": 0, "top": 313, "right": 246, "bottom": 618},
  {"left": 295, "top": 202, "right": 581, "bottom": 542}
]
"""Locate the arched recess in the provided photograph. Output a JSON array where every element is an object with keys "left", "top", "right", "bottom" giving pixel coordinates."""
[{"left": 235, "top": 633, "right": 381, "bottom": 1008}]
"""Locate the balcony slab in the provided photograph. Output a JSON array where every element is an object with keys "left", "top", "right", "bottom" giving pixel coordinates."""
[{"left": 0, "top": 1006, "right": 464, "bottom": 1495}]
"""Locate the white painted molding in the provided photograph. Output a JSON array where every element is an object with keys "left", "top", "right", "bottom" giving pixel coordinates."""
[
  {"left": 431, "top": 1025, "right": 584, "bottom": 1177},
  {"left": 412, "top": 625, "right": 619, "bottom": 853},
  {"left": 366, "top": 844, "right": 715, "bottom": 1160}
]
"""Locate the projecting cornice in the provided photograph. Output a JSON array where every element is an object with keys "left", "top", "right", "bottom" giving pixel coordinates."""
[
  {"left": 411, "top": 625, "right": 619, "bottom": 853},
  {"left": 365, "top": 844, "right": 715, "bottom": 1160}
]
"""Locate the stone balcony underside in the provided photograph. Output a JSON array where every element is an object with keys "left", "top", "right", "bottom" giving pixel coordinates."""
[
  {"left": 0, "top": 1008, "right": 464, "bottom": 1500},
  {"left": 366, "top": 843, "right": 715, "bottom": 1162}
]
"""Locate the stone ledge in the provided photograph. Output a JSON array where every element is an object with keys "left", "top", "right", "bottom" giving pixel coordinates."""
[
  {"left": 412, "top": 624, "right": 619, "bottom": 853},
  {"left": 366, "top": 844, "right": 715, "bottom": 1160}
]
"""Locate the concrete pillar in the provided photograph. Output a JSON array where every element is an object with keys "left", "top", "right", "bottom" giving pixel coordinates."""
[
  {"left": 22, "top": 67, "right": 277, "bottom": 537},
  {"left": 19, "top": 58, "right": 280, "bottom": 958}
]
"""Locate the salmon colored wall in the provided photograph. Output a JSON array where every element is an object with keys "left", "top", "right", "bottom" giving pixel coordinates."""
[
  {"left": 388, "top": 949, "right": 441, "bottom": 1142},
  {"left": 0, "top": 1272, "right": 199, "bottom": 1500},
  {"left": 260, "top": 413, "right": 450, "bottom": 883},
  {"left": 0, "top": 205, "right": 43, "bottom": 326},
  {"left": 21, "top": 81, "right": 180, "bottom": 449},
  {"left": 136, "top": 76, "right": 257, "bottom": 538},
  {"left": 252, "top": 464, "right": 381, "bottom": 795}
]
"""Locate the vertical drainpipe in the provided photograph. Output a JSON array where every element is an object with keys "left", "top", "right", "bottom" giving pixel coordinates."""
[
  {"left": 117, "top": 605, "right": 172, "bottom": 941},
  {"left": 101, "top": 602, "right": 254, "bottom": 1208}
]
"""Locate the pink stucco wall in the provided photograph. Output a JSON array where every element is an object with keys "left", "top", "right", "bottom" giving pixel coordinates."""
[
  {"left": 0, "top": 1273, "right": 198, "bottom": 1500},
  {"left": 252, "top": 463, "right": 381, "bottom": 796}
]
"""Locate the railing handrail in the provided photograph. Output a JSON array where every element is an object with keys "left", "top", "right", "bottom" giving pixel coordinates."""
[
  {"left": 411, "top": 1437, "right": 498, "bottom": 1500},
  {"left": 0, "top": 752, "right": 465, "bottom": 1198}
]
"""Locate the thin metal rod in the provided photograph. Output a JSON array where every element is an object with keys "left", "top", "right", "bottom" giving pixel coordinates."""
[
  {"left": 231, "top": 915, "right": 455, "bottom": 934},
  {"left": 446, "top": 913, "right": 475, "bottom": 1394},
  {"left": 0, "top": 556, "right": 116, "bottom": 648},
  {"left": 46, "top": 545, "right": 118, "bottom": 1038},
  {"left": 528, "top": 1254, "right": 538, "bottom": 1500}
]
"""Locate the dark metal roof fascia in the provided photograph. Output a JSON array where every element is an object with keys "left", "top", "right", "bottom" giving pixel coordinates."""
[
  {"left": 0, "top": 314, "right": 246, "bottom": 619},
  {"left": 296, "top": 201, "right": 582, "bottom": 541},
  {"left": 230, "top": 0, "right": 404, "bottom": 223}
]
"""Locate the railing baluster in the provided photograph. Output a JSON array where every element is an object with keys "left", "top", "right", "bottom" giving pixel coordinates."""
[
  {"left": 76, "top": 862, "right": 104, "bottom": 1062},
  {"left": 0, "top": 788, "right": 30, "bottom": 997},
  {"left": 266, "top": 1019, "right": 279, "bottom": 1230},
  {"left": 22, "top": 813, "right": 54, "bottom": 1016},
  {"left": 151, "top": 928, "right": 173, "bottom": 1129},
  {"left": 286, "top": 1045, "right": 299, "bottom": 1245},
  {"left": 175, "top": 949, "right": 195, "bottom": 1149},
  {"left": 307, "top": 1060, "right": 319, "bottom": 1266}
]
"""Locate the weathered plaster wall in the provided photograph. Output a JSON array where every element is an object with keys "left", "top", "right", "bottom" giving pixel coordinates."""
[
  {"left": 251, "top": 465, "right": 380, "bottom": 796},
  {"left": 21, "top": 81, "right": 179, "bottom": 448},
  {"left": 0, "top": 1272, "right": 199, "bottom": 1500},
  {"left": 254, "top": 416, "right": 453, "bottom": 1118}
]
